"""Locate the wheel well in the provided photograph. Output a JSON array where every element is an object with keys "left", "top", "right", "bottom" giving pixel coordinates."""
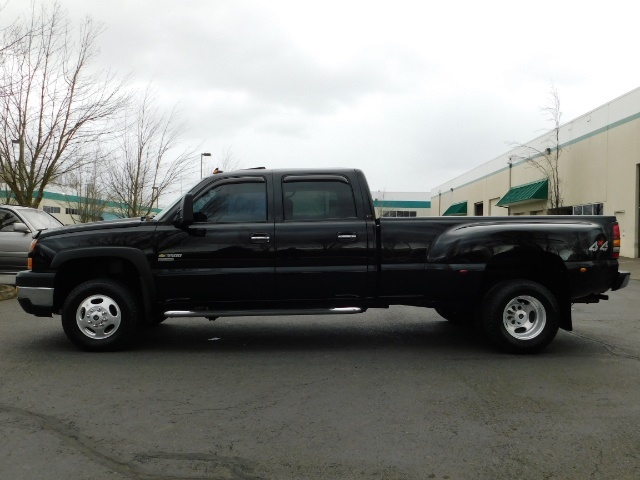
[
  {"left": 482, "top": 250, "right": 572, "bottom": 330},
  {"left": 53, "top": 257, "right": 146, "bottom": 315}
]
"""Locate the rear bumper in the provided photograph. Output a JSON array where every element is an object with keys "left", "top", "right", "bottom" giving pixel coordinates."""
[
  {"left": 16, "top": 271, "right": 56, "bottom": 317},
  {"left": 611, "top": 271, "right": 630, "bottom": 291}
]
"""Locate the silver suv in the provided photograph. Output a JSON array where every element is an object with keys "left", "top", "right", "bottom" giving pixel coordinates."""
[{"left": 0, "top": 205, "right": 63, "bottom": 285}]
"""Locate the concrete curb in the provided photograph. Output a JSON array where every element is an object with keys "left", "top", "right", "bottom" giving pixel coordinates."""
[{"left": 0, "top": 285, "right": 17, "bottom": 301}]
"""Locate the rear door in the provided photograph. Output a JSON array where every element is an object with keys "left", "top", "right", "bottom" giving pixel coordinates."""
[{"left": 273, "top": 174, "right": 371, "bottom": 302}]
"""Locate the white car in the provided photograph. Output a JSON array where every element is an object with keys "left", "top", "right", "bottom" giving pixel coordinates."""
[{"left": 0, "top": 205, "right": 63, "bottom": 285}]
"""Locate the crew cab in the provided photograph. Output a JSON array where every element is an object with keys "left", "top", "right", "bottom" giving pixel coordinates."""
[{"left": 16, "top": 168, "right": 629, "bottom": 353}]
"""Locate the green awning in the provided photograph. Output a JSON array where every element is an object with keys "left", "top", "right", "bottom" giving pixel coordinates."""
[
  {"left": 443, "top": 200, "right": 467, "bottom": 216},
  {"left": 496, "top": 179, "right": 548, "bottom": 207}
]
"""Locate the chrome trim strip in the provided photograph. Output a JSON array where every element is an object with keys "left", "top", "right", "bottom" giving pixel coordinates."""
[{"left": 164, "top": 307, "right": 363, "bottom": 318}]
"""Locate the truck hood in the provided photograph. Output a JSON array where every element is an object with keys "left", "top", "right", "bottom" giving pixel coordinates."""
[{"left": 37, "top": 217, "right": 152, "bottom": 238}]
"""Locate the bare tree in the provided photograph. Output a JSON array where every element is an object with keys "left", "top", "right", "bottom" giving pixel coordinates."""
[
  {"left": 1, "top": 3, "right": 24, "bottom": 202},
  {"left": 59, "top": 149, "right": 109, "bottom": 223},
  {"left": 106, "top": 85, "right": 197, "bottom": 218},
  {"left": 208, "top": 146, "right": 241, "bottom": 174},
  {"left": 216, "top": 146, "right": 241, "bottom": 172},
  {"left": 509, "top": 85, "right": 565, "bottom": 214},
  {"left": 0, "top": 2, "right": 128, "bottom": 207},
  {"left": 0, "top": 8, "right": 24, "bottom": 69},
  {"left": 538, "top": 86, "right": 563, "bottom": 213}
]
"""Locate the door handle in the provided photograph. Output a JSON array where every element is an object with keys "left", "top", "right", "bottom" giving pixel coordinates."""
[
  {"left": 337, "top": 232, "right": 357, "bottom": 241},
  {"left": 250, "top": 234, "right": 271, "bottom": 243}
]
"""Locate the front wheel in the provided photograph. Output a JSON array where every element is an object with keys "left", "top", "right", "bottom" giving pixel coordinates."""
[
  {"left": 61, "top": 279, "right": 140, "bottom": 351},
  {"left": 480, "top": 280, "right": 560, "bottom": 354}
]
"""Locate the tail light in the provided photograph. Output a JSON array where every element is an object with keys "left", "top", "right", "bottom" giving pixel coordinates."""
[
  {"left": 27, "top": 239, "right": 37, "bottom": 270},
  {"left": 612, "top": 223, "right": 621, "bottom": 259}
]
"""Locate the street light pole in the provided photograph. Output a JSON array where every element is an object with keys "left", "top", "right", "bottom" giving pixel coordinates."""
[
  {"left": 152, "top": 186, "right": 158, "bottom": 210},
  {"left": 200, "top": 152, "right": 211, "bottom": 178}
]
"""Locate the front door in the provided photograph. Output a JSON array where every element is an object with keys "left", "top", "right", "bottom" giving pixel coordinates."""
[{"left": 153, "top": 175, "right": 275, "bottom": 308}]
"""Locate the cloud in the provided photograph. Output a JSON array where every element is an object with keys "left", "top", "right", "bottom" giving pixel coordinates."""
[{"left": 3, "top": 0, "right": 640, "bottom": 197}]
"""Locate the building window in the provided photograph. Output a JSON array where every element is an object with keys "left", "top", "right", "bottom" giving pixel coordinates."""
[
  {"left": 382, "top": 210, "right": 417, "bottom": 217},
  {"left": 43, "top": 206, "right": 60, "bottom": 214},
  {"left": 573, "top": 203, "right": 603, "bottom": 215},
  {"left": 65, "top": 208, "right": 79, "bottom": 215}
]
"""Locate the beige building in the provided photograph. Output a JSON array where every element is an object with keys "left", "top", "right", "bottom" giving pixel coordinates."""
[{"left": 431, "top": 86, "right": 640, "bottom": 258}]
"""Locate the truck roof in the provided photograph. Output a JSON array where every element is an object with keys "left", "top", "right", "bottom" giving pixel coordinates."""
[{"left": 208, "top": 167, "right": 362, "bottom": 177}]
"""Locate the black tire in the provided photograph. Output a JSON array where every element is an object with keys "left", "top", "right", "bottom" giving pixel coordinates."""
[
  {"left": 435, "top": 306, "right": 475, "bottom": 325},
  {"left": 61, "top": 279, "right": 140, "bottom": 351},
  {"left": 480, "top": 279, "right": 560, "bottom": 354}
]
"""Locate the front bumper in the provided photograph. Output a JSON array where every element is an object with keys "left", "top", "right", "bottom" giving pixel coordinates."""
[{"left": 16, "top": 271, "right": 56, "bottom": 317}]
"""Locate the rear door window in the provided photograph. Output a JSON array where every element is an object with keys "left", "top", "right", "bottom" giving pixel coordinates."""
[{"left": 282, "top": 179, "right": 357, "bottom": 221}]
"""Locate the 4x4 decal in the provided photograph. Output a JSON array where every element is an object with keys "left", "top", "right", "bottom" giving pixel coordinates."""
[{"left": 588, "top": 240, "right": 608, "bottom": 252}]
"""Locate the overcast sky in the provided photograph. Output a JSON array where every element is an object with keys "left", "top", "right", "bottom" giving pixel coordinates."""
[{"left": 3, "top": 0, "right": 640, "bottom": 195}]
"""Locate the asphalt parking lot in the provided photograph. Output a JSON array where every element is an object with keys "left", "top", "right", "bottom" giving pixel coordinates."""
[{"left": 1, "top": 281, "right": 639, "bottom": 480}]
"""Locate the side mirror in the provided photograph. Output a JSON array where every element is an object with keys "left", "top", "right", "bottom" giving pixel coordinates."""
[
  {"left": 14, "top": 222, "right": 31, "bottom": 233},
  {"left": 173, "top": 193, "right": 194, "bottom": 228}
]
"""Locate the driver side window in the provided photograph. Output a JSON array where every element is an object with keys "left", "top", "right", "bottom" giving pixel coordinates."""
[{"left": 193, "top": 181, "right": 267, "bottom": 223}]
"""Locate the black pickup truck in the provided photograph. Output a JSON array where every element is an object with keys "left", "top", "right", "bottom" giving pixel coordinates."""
[{"left": 16, "top": 168, "right": 629, "bottom": 353}]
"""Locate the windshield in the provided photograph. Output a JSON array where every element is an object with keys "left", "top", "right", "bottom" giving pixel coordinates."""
[
  {"left": 20, "top": 209, "right": 64, "bottom": 230},
  {"left": 153, "top": 178, "right": 216, "bottom": 222},
  {"left": 152, "top": 196, "right": 182, "bottom": 221}
]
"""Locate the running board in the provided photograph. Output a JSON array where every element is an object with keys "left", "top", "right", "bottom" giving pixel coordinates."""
[{"left": 164, "top": 307, "right": 363, "bottom": 318}]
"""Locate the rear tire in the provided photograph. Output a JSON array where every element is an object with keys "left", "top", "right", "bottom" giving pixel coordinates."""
[
  {"left": 480, "top": 279, "right": 560, "bottom": 354},
  {"left": 62, "top": 279, "right": 139, "bottom": 351}
]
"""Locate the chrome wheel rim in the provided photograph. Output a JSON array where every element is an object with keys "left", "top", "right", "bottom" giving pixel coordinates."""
[
  {"left": 76, "top": 294, "right": 121, "bottom": 340},
  {"left": 502, "top": 295, "right": 546, "bottom": 340}
]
